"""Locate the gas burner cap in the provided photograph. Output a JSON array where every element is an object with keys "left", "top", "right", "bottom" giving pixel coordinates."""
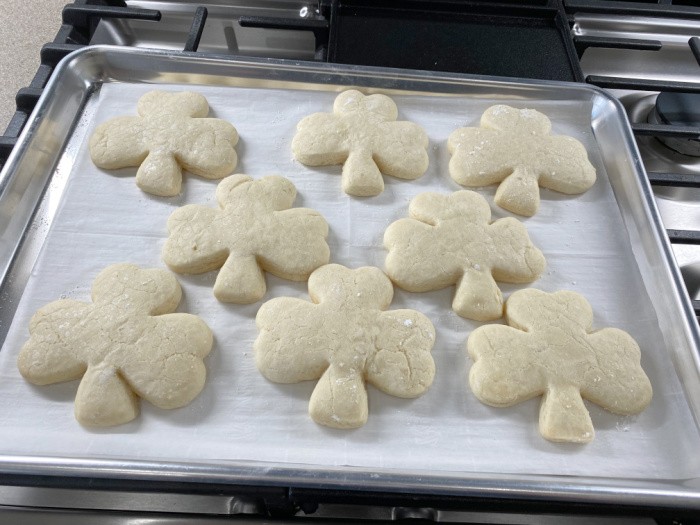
[{"left": 648, "top": 92, "right": 700, "bottom": 157}]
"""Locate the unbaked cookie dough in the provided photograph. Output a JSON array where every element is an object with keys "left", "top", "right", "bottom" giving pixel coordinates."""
[
  {"left": 89, "top": 90, "right": 238, "bottom": 197},
  {"left": 292, "top": 90, "right": 429, "bottom": 197},
  {"left": 468, "top": 288, "right": 653, "bottom": 443},
  {"left": 448, "top": 105, "right": 596, "bottom": 216},
  {"left": 255, "top": 264, "right": 436, "bottom": 429},
  {"left": 17, "top": 263, "right": 213, "bottom": 427}
]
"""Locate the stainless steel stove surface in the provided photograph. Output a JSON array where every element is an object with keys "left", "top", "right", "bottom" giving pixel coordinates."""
[
  {"left": 2, "top": 1, "right": 700, "bottom": 523},
  {"left": 575, "top": 13, "right": 700, "bottom": 308},
  {"left": 92, "top": 0, "right": 318, "bottom": 58}
]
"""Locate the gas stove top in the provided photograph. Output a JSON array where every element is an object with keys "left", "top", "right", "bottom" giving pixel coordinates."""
[{"left": 1, "top": 1, "right": 700, "bottom": 523}]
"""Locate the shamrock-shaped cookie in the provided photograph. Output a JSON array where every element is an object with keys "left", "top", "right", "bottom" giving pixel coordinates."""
[
  {"left": 292, "top": 90, "right": 429, "bottom": 197},
  {"left": 17, "top": 264, "right": 213, "bottom": 427},
  {"left": 468, "top": 289, "right": 652, "bottom": 443},
  {"left": 89, "top": 90, "right": 238, "bottom": 197},
  {"left": 255, "top": 264, "right": 436, "bottom": 429},
  {"left": 163, "top": 174, "right": 330, "bottom": 303},
  {"left": 384, "top": 190, "right": 545, "bottom": 321},
  {"left": 448, "top": 105, "right": 596, "bottom": 216}
]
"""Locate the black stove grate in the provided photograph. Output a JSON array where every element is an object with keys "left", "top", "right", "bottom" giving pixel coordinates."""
[{"left": 324, "top": 1, "right": 584, "bottom": 81}]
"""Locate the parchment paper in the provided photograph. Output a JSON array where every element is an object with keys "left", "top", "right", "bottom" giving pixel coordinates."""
[{"left": 0, "top": 82, "right": 698, "bottom": 480}]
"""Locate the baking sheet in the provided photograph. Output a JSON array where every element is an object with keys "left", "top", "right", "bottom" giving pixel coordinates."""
[{"left": 0, "top": 80, "right": 698, "bottom": 481}]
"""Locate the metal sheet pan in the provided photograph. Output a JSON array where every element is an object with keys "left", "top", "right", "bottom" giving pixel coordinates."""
[{"left": 1, "top": 46, "right": 699, "bottom": 510}]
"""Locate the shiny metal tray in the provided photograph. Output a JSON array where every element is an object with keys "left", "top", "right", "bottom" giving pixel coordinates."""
[{"left": 1, "top": 46, "right": 700, "bottom": 512}]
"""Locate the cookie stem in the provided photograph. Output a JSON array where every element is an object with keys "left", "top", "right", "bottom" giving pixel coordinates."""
[
  {"left": 494, "top": 166, "right": 540, "bottom": 217},
  {"left": 452, "top": 267, "right": 504, "bottom": 321},
  {"left": 342, "top": 149, "right": 384, "bottom": 197},
  {"left": 75, "top": 365, "right": 139, "bottom": 427},
  {"left": 213, "top": 254, "right": 266, "bottom": 303},
  {"left": 136, "top": 150, "right": 183, "bottom": 197},
  {"left": 539, "top": 383, "right": 594, "bottom": 443},
  {"left": 309, "top": 365, "right": 368, "bottom": 429}
]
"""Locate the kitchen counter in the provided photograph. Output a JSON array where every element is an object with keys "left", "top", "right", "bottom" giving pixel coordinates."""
[{"left": 0, "top": 0, "right": 65, "bottom": 133}]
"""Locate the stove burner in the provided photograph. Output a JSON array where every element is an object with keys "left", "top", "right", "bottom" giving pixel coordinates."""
[{"left": 648, "top": 92, "right": 700, "bottom": 157}]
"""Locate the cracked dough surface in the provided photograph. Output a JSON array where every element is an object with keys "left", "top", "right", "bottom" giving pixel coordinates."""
[
  {"left": 468, "top": 288, "right": 653, "bottom": 443},
  {"left": 255, "top": 264, "right": 436, "bottom": 429},
  {"left": 17, "top": 263, "right": 213, "bottom": 427},
  {"left": 89, "top": 90, "right": 238, "bottom": 197}
]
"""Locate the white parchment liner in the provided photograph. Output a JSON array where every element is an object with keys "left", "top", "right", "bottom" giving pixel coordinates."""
[{"left": 0, "top": 82, "right": 697, "bottom": 480}]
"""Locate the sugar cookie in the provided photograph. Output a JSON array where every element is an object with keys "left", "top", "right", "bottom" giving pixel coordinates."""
[
  {"left": 255, "top": 264, "right": 436, "bottom": 429},
  {"left": 468, "top": 288, "right": 652, "bottom": 443},
  {"left": 163, "top": 174, "right": 330, "bottom": 303},
  {"left": 17, "top": 264, "right": 213, "bottom": 427},
  {"left": 384, "top": 190, "right": 545, "bottom": 321},
  {"left": 89, "top": 90, "right": 238, "bottom": 196},
  {"left": 292, "top": 90, "right": 429, "bottom": 197},
  {"left": 448, "top": 105, "right": 596, "bottom": 216}
]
